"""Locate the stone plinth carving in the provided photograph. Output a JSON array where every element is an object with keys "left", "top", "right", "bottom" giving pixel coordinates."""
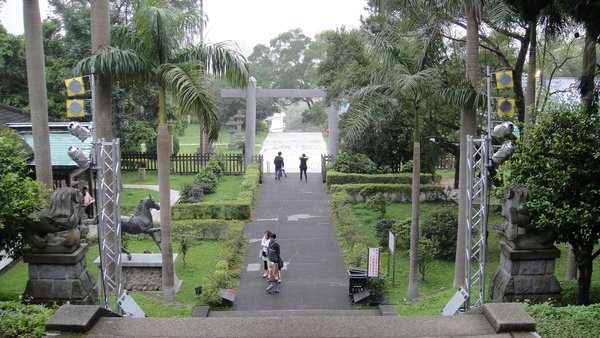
[
  {"left": 490, "top": 185, "right": 561, "bottom": 304},
  {"left": 23, "top": 244, "right": 98, "bottom": 305}
]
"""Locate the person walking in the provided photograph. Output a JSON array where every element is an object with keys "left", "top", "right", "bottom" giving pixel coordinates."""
[
  {"left": 260, "top": 230, "right": 272, "bottom": 278},
  {"left": 274, "top": 151, "right": 285, "bottom": 180},
  {"left": 82, "top": 186, "right": 95, "bottom": 219},
  {"left": 266, "top": 233, "right": 282, "bottom": 293},
  {"left": 299, "top": 153, "right": 309, "bottom": 182}
]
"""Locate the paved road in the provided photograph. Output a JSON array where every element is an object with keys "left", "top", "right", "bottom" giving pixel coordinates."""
[
  {"left": 260, "top": 132, "right": 326, "bottom": 175},
  {"left": 232, "top": 132, "right": 353, "bottom": 312}
]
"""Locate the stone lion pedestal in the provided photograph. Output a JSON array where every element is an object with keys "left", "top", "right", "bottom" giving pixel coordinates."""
[
  {"left": 94, "top": 253, "right": 181, "bottom": 292},
  {"left": 489, "top": 240, "right": 562, "bottom": 304},
  {"left": 23, "top": 244, "right": 98, "bottom": 305}
]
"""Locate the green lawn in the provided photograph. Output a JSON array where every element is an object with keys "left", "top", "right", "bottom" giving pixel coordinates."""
[
  {"left": 0, "top": 238, "right": 223, "bottom": 317},
  {"left": 179, "top": 123, "right": 267, "bottom": 154},
  {"left": 202, "top": 175, "right": 243, "bottom": 202},
  {"left": 350, "top": 200, "right": 600, "bottom": 315},
  {"left": 120, "top": 171, "right": 195, "bottom": 191}
]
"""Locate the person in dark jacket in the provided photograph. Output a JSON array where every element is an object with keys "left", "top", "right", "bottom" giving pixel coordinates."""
[
  {"left": 266, "top": 233, "right": 282, "bottom": 293},
  {"left": 299, "top": 153, "right": 309, "bottom": 182},
  {"left": 274, "top": 152, "right": 285, "bottom": 180}
]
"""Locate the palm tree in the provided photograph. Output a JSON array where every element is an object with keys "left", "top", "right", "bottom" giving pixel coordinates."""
[
  {"left": 23, "top": 0, "right": 53, "bottom": 188},
  {"left": 345, "top": 13, "right": 445, "bottom": 299},
  {"left": 454, "top": 0, "right": 480, "bottom": 288},
  {"left": 76, "top": 0, "right": 248, "bottom": 300}
]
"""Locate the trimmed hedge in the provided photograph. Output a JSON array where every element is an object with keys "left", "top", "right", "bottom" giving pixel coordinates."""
[
  {"left": 329, "top": 183, "right": 445, "bottom": 202},
  {"left": 173, "top": 164, "right": 261, "bottom": 220},
  {"left": 0, "top": 301, "right": 57, "bottom": 338},
  {"left": 197, "top": 223, "right": 246, "bottom": 307},
  {"left": 326, "top": 171, "right": 440, "bottom": 187},
  {"left": 172, "top": 219, "right": 245, "bottom": 240},
  {"left": 331, "top": 192, "right": 368, "bottom": 268}
]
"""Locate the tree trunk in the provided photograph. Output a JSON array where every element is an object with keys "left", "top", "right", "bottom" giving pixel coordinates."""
[
  {"left": 577, "top": 257, "right": 593, "bottom": 305},
  {"left": 580, "top": 29, "right": 597, "bottom": 115},
  {"left": 157, "top": 87, "right": 175, "bottom": 301},
  {"left": 407, "top": 113, "right": 421, "bottom": 301},
  {"left": 454, "top": 1, "right": 479, "bottom": 288},
  {"left": 565, "top": 245, "right": 577, "bottom": 281},
  {"left": 23, "top": 0, "right": 53, "bottom": 188},
  {"left": 91, "top": 0, "right": 112, "bottom": 141},
  {"left": 524, "top": 19, "right": 537, "bottom": 126}
]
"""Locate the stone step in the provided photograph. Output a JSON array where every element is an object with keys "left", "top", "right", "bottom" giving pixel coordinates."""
[{"left": 206, "top": 309, "right": 381, "bottom": 318}]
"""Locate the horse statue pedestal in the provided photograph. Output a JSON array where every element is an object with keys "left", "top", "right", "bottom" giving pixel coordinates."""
[
  {"left": 489, "top": 240, "right": 562, "bottom": 304},
  {"left": 94, "top": 253, "right": 181, "bottom": 292},
  {"left": 23, "top": 244, "right": 98, "bottom": 305}
]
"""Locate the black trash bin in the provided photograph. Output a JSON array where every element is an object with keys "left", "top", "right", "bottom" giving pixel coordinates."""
[{"left": 347, "top": 268, "right": 368, "bottom": 295}]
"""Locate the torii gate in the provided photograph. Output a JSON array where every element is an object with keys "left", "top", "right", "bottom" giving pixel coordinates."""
[{"left": 221, "top": 77, "right": 339, "bottom": 165}]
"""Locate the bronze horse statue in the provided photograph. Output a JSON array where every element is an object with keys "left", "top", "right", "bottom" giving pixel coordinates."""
[
  {"left": 121, "top": 195, "right": 161, "bottom": 259},
  {"left": 28, "top": 187, "right": 85, "bottom": 251}
]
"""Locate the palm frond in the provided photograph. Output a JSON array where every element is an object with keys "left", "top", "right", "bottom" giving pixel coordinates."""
[
  {"left": 157, "top": 62, "right": 221, "bottom": 140},
  {"left": 178, "top": 42, "right": 249, "bottom": 88},
  {"left": 74, "top": 46, "right": 150, "bottom": 84}
]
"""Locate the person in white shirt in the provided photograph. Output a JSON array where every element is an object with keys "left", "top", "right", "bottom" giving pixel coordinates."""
[{"left": 260, "top": 230, "right": 272, "bottom": 278}]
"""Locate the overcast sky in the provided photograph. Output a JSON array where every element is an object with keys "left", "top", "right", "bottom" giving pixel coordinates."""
[{"left": 0, "top": 0, "right": 368, "bottom": 56}]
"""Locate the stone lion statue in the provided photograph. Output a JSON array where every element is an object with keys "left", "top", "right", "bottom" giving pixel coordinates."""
[
  {"left": 27, "top": 187, "right": 85, "bottom": 252},
  {"left": 499, "top": 184, "right": 555, "bottom": 249}
]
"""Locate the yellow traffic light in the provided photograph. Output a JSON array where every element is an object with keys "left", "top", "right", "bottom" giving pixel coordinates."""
[
  {"left": 65, "top": 77, "right": 86, "bottom": 97},
  {"left": 497, "top": 98, "right": 516, "bottom": 117},
  {"left": 67, "top": 100, "right": 85, "bottom": 117},
  {"left": 494, "top": 71, "right": 514, "bottom": 89}
]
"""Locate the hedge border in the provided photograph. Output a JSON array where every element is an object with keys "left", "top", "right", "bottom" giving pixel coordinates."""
[
  {"left": 172, "top": 164, "right": 261, "bottom": 220},
  {"left": 326, "top": 171, "right": 440, "bottom": 187}
]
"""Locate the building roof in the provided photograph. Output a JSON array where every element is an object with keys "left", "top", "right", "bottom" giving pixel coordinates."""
[
  {"left": 8, "top": 122, "right": 93, "bottom": 168},
  {"left": 0, "top": 104, "right": 31, "bottom": 126}
]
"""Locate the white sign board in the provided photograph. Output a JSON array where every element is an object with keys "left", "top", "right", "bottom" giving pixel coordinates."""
[
  {"left": 442, "top": 287, "right": 468, "bottom": 316},
  {"left": 388, "top": 231, "right": 396, "bottom": 255},
  {"left": 367, "top": 247, "right": 380, "bottom": 277}
]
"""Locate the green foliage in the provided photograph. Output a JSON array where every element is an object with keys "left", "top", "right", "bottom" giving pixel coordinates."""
[
  {"left": 374, "top": 218, "right": 398, "bottom": 247},
  {"left": 504, "top": 104, "right": 600, "bottom": 304},
  {"left": 0, "top": 128, "right": 51, "bottom": 258},
  {"left": 524, "top": 303, "right": 600, "bottom": 338},
  {"left": 179, "top": 183, "right": 204, "bottom": 203},
  {"left": 194, "top": 168, "right": 218, "bottom": 194},
  {"left": 391, "top": 219, "right": 412, "bottom": 251},
  {"left": 367, "top": 276, "right": 386, "bottom": 297},
  {"left": 197, "top": 225, "right": 246, "bottom": 307},
  {"left": 366, "top": 193, "right": 390, "bottom": 218},
  {"left": 329, "top": 183, "right": 445, "bottom": 202},
  {"left": 417, "top": 238, "right": 437, "bottom": 282},
  {"left": 349, "top": 242, "right": 367, "bottom": 268},
  {"left": 326, "top": 171, "right": 439, "bottom": 186},
  {"left": 0, "top": 301, "right": 57, "bottom": 338},
  {"left": 205, "top": 159, "right": 225, "bottom": 178},
  {"left": 560, "top": 281, "right": 600, "bottom": 305},
  {"left": 330, "top": 152, "right": 380, "bottom": 174},
  {"left": 421, "top": 208, "right": 458, "bottom": 261}
]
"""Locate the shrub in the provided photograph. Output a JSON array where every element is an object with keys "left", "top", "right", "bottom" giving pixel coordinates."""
[
  {"left": 366, "top": 193, "right": 389, "bottom": 218},
  {"left": 418, "top": 238, "right": 437, "bottom": 282},
  {"left": 194, "top": 168, "right": 218, "bottom": 194},
  {"left": 374, "top": 218, "right": 398, "bottom": 247},
  {"left": 561, "top": 280, "right": 600, "bottom": 305},
  {"left": 421, "top": 208, "right": 458, "bottom": 261},
  {"left": 205, "top": 159, "right": 225, "bottom": 178},
  {"left": 0, "top": 301, "right": 57, "bottom": 338},
  {"left": 179, "top": 183, "right": 204, "bottom": 203},
  {"left": 349, "top": 242, "right": 367, "bottom": 268},
  {"left": 330, "top": 152, "right": 379, "bottom": 174},
  {"left": 524, "top": 302, "right": 600, "bottom": 338},
  {"left": 392, "top": 219, "right": 411, "bottom": 251}
]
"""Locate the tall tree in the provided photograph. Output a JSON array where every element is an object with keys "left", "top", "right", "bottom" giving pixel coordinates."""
[
  {"left": 23, "top": 0, "right": 53, "bottom": 188},
  {"left": 75, "top": 0, "right": 248, "bottom": 300},
  {"left": 454, "top": 0, "right": 480, "bottom": 287}
]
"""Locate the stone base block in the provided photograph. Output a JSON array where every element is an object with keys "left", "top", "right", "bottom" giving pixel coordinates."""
[
  {"left": 93, "top": 253, "right": 181, "bottom": 292},
  {"left": 490, "top": 241, "right": 561, "bottom": 304},
  {"left": 23, "top": 244, "right": 98, "bottom": 306}
]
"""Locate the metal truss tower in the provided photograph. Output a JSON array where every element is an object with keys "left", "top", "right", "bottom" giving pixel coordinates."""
[
  {"left": 464, "top": 135, "right": 490, "bottom": 310},
  {"left": 95, "top": 138, "right": 123, "bottom": 310}
]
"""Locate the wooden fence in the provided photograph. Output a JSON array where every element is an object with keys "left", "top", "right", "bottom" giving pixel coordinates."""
[{"left": 122, "top": 153, "right": 262, "bottom": 175}]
